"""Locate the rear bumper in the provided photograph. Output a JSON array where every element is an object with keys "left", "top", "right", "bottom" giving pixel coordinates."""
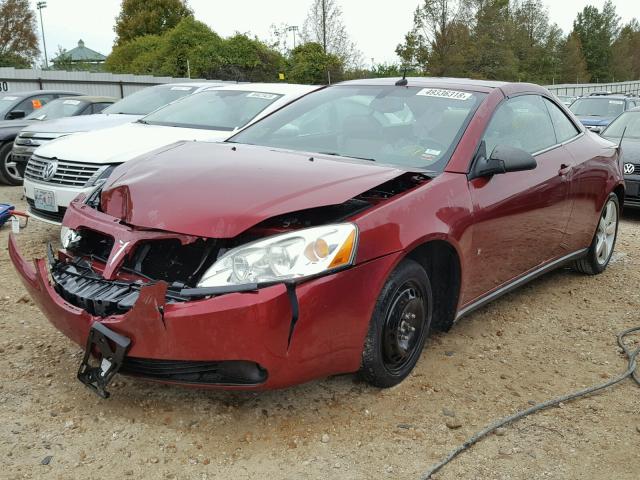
[{"left": 8, "top": 233, "right": 400, "bottom": 390}]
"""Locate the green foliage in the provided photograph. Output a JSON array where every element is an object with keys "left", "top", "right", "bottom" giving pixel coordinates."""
[
  {"left": 0, "top": 0, "right": 39, "bottom": 67},
  {"left": 114, "top": 0, "right": 193, "bottom": 45},
  {"left": 106, "top": 19, "right": 284, "bottom": 82},
  {"left": 287, "top": 42, "right": 343, "bottom": 84},
  {"left": 572, "top": 0, "right": 620, "bottom": 82}
]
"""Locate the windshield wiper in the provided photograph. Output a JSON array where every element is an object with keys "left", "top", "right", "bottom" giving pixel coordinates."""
[
  {"left": 318, "top": 151, "right": 376, "bottom": 162},
  {"left": 136, "top": 119, "right": 150, "bottom": 125}
]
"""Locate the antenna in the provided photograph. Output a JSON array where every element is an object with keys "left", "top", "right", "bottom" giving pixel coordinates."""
[
  {"left": 617, "top": 125, "right": 627, "bottom": 154},
  {"left": 395, "top": 67, "right": 408, "bottom": 86}
]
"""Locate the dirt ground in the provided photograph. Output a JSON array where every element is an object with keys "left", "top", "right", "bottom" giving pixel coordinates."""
[{"left": 1, "top": 184, "right": 639, "bottom": 480}]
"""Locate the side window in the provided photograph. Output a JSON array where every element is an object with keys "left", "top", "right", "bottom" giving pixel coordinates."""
[
  {"left": 15, "top": 94, "right": 55, "bottom": 115},
  {"left": 92, "top": 103, "right": 111, "bottom": 114},
  {"left": 543, "top": 98, "right": 580, "bottom": 143},
  {"left": 483, "top": 95, "right": 557, "bottom": 156}
]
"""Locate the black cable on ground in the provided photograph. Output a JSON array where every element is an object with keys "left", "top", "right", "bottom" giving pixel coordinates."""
[{"left": 421, "top": 325, "right": 640, "bottom": 480}]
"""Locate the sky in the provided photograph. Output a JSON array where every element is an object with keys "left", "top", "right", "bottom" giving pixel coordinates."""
[{"left": 31, "top": 0, "right": 639, "bottom": 67}]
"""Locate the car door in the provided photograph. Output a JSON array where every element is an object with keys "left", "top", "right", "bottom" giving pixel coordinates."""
[{"left": 464, "top": 94, "right": 573, "bottom": 302}]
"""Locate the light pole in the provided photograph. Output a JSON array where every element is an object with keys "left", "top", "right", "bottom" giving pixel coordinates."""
[
  {"left": 286, "top": 25, "right": 299, "bottom": 50},
  {"left": 37, "top": 1, "right": 48, "bottom": 69}
]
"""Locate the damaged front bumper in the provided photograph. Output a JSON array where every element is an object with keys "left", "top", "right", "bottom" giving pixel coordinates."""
[{"left": 9, "top": 233, "right": 400, "bottom": 395}]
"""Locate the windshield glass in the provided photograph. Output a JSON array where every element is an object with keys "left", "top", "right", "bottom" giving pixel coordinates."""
[
  {"left": 602, "top": 112, "right": 640, "bottom": 139},
  {"left": 569, "top": 97, "right": 625, "bottom": 117},
  {"left": 25, "top": 98, "right": 86, "bottom": 121},
  {"left": 230, "top": 85, "right": 485, "bottom": 171},
  {"left": 142, "top": 89, "right": 283, "bottom": 131},
  {"left": 0, "top": 95, "right": 20, "bottom": 118},
  {"left": 103, "top": 85, "right": 198, "bottom": 116}
]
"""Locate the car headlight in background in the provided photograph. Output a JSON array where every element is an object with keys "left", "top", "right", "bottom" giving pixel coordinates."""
[
  {"left": 88, "top": 164, "right": 119, "bottom": 187},
  {"left": 197, "top": 223, "right": 358, "bottom": 288}
]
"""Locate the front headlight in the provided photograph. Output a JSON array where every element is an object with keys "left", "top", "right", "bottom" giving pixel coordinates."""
[{"left": 197, "top": 223, "right": 358, "bottom": 288}]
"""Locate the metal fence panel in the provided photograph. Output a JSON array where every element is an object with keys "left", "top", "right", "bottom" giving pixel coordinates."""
[
  {"left": 0, "top": 68, "right": 232, "bottom": 98},
  {"left": 545, "top": 80, "right": 640, "bottom": 97}
]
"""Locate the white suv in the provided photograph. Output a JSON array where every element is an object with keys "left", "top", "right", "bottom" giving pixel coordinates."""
[{"left": 23, "top": 83, "right": 318, "bottom": 223}]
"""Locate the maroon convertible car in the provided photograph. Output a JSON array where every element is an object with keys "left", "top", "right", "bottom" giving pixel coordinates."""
[{"left": 10, "top": 78, "right": 624, "bottom": 398}]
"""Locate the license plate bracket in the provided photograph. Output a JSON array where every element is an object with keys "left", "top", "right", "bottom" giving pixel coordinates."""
[
  {"left": 77, "top": 323, "right": 131, "bottom": 399},
  {"left": 33, "top": 188, "right": 57, "bottom": 212}
]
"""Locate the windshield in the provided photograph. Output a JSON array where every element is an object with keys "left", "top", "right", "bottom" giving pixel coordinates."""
[
  {"left": 570, "top": 97, "right": 625, "bottom": 117},
  {"left": 0, "top": 95, "right": 20, "bottom": 118},
  {"left": 602, "top": 112, "right": 640, "bottom": 139},
  {"left": 103, "top": 85, "right": 198, "bottom": 116},
  {"left": 142, "top": 89, "right": 283, "bottom": 131},
  {"left": 25, "top": 98, "right": 87, "bottom": 121},
  {"left": 230, "top": 85, "right": 485, "bottom": 171}
]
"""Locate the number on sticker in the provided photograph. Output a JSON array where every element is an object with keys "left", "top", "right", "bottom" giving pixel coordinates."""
[
  {"left": 0, "top": 81, "right": 7, "bottom": 92},
  {"left": 416, "top": 88, "right": 472, "bottom": 101}
]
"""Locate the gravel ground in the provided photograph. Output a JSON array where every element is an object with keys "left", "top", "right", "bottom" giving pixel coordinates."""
[{"left": 1, "top": 184, "right": 639, "bottom": 480}]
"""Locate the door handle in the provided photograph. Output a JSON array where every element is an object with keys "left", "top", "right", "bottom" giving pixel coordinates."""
[{"left": 558, "top": 164, "right": 572, "bottom": 176}]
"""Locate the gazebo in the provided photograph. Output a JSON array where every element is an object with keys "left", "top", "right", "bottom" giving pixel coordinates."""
[{"left": 51, "top": 40, "right": 107, "bottom": 70}]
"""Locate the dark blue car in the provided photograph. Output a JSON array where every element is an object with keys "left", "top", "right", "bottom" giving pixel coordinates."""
[{"left": 569, "top": 95, "right": 640, "bottom": 133}]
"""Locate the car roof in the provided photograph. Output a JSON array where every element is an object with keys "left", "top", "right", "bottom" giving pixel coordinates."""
[
  {"left": 2, "top": 90, "right": 80, "bottom": 98},
  {"left": 203, "top": 83, "right": 318, "bottom": 95},
  {"left": 57, "top": 95, "right": 117, "bottom": 103},
  {"left": 334, "top": 77, "right": 553, "bottom": 96}
]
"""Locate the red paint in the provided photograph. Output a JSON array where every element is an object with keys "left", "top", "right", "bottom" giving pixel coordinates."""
[{"left": 10, "top": 79, "right": 624, "bottom": 390}]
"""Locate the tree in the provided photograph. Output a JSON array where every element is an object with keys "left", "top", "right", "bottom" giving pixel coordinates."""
[
  {"left": 0, "top": 0, "right": 39, "bottom": 68},
  {"left": 396, "top": 0, "right": 473, "bottom": 76},
  {"left": 611, "top": 20, "right": 640, "bottom": 82},
  {"left": 114, "top": 0, "right": 193, "bottom": 45},
  {"left": 471, "top": 0, "right": 517, "bottom": 80},
  {"left": 558, "top": 32, "right": 590, "bottom": 84},
  {"left": 105, "top": 34, "right": 165, "bottom": 74},
  {"left": 572, "top": 1, "right": 620, "bottom": 82},
  {"left": 301, "top": 0, "right": 362, "bottom": 68},
  {"left": 287, "top": 42, "right": 343, "bottom": 84}
]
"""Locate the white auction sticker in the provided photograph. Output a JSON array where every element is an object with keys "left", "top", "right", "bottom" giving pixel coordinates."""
[
  {"left": 171, "top": 86, "right": 192, "bottom": 91},
  {"left": 416, "top": 88, "right": 472, "bottom": 101},
  {"left": 247, "top": 92, "right": 278, "bottom": 100},
  {"left": 63, "top": 99, "right": 81, "bottom": 105},
  {"left": 2, "top": 96, "right": 18, "bottom": 101}
]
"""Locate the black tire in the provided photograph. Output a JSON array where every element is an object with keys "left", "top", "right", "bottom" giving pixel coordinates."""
[
  {"left": 359, "top": 259, "right": 432, "bottom": 388},
  {"left": 573, "top": 192, "right": 619, "bottom": 275},
  {"left": 0, "top": 142, "right": 22, "bottom": 186}
]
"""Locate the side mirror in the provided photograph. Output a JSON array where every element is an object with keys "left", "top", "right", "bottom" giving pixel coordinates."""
[
  {"left": 471, "top": 143, "right": 537, "bottom": 179},
  {"left": 6, "top": 110, "right": 26, "bottom": 120}
]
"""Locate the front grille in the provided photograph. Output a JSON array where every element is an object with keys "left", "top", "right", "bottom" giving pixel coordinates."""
[
  {"left": 25, "top": 155, "right": 101, "bottom": 187},
  {"left": 120, "top": 358, "right": 268, "bottom": 385},
  {"left": 15, "top": 132, "right": 58, "bottom": 147},
  {"left": 26, "top": 198, "right": 66, "bottom": 223}
]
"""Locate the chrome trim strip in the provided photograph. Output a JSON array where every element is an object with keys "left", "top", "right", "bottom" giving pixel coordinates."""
[{"left": 455, "top": 248, "right": 589, "bottom": 321}]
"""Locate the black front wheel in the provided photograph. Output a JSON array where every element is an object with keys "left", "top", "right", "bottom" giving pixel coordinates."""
[
  {"left": 0, "top": 142, "right": 22, "bottom": 186},
  {"left": 359, "top": 259, "right": 432, "bottom": 388}
]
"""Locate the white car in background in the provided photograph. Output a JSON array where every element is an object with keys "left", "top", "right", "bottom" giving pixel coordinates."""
[
  {"left": 12, "top": 82, "right": 218, "bottom": 176},
  {"left": 23, "top": 83, "right": 318, "bottom": 223}
]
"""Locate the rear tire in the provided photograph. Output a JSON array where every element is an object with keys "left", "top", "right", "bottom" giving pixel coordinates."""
[
  {"left": 573, "top": 192, "right": 619, "bottom": 275},
  {"left": 359, "top": 259, "right": 432, "bottom": 388},
  {"left": 0, "top": 142, "right": 22, "bottom": 186}
]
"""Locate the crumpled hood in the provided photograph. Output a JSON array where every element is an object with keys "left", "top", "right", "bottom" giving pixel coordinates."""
[
  {"left": 577, "top": 116, "right": 612, "bottom": 127},
  {"left": 100, "top": 142, "right": 412, "bottom": 238},
  {"left": 613, "top": 137, "right": 640, "bottom": 165},
  {"left": 35, "top": 122, "right": 231, "bottom": 164},
  {"left": 21, "top": 113, "right": 138, "bottom": 136}
]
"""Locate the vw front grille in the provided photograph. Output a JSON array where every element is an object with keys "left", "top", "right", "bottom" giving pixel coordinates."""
[{"left": 25, "top": 156, "right": 101, "bottom": 187}]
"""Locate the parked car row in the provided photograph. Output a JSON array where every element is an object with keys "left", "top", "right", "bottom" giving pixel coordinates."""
[{"left": 7, "top": 77, "right": 626, "bottom": 398}]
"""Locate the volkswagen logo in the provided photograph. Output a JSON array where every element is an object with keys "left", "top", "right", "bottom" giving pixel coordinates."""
[
  {"left": 623, "top": 163, "right": 635, "bottom": 175},
  {"left": 42, "top": 160, "right": 58, "bottom": 181}
]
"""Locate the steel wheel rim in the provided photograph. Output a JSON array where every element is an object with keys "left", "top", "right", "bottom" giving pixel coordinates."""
[
  {"left": 382, "top": 281, "right": 426, "bottom": 375},
  {"left": 3, "top": 150, "right": 21, "bottom": 182},
  {"left": 595, "top": 199, "right": 617, "bottom": 266}
]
